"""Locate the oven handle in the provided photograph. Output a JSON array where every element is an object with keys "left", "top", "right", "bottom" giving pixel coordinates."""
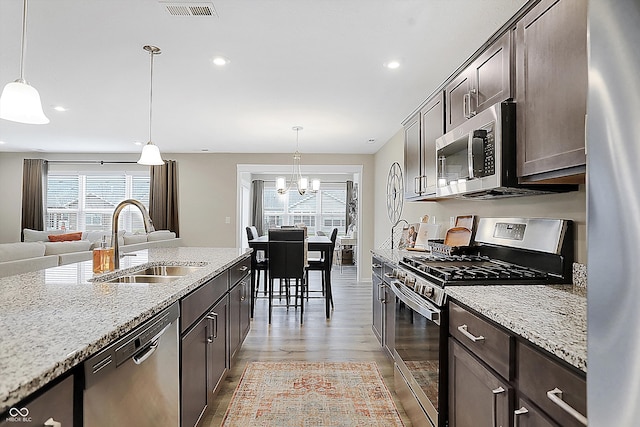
[{"left": 390, "top": 280, "right": 441, "bottom": 323}]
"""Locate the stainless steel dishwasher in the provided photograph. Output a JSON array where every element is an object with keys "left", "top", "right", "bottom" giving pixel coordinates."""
[{"left": 83, "top": 302, "right": 180, "bottom": 427}]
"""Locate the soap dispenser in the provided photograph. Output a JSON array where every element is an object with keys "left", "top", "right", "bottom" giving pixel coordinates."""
[{"left": 93, "top": 236, "right": 115, "bottom": 274}]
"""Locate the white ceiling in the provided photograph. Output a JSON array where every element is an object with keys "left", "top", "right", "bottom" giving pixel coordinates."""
[{"left": 0, "top": 0, "right": 527, "bottom": 155}]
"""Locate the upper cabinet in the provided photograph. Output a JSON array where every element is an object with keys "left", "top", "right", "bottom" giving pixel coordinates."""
[
  {"left": 445, "top": 32, "right": 512, "bottom": 131},
  {"left": 403, "top": 91, "right": 445, "bottom": 200},
  {"left": 515, "top": 0, "right": 587, "bottom": 182}
]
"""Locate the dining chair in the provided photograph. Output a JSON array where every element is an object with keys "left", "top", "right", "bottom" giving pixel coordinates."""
[
  {"left": 305, "top": 228, "right": 337, "bottom": 308},
  {"left": 267, "top": 228, "right": 307, "bottom": 324},
  {"left": 246, "top": 226, "right": 268, "bottom": 297}
]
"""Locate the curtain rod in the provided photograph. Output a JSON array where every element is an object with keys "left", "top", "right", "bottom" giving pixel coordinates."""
[{"left": 46, "top": 160, "right": 141, "bottom": 165}]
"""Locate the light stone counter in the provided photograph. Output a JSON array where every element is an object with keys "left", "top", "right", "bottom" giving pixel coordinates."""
[
  {"left": 0, "top": 247, "right": 250, "bottom": 413},
  {"left": 446, "top": 285, "right": 587, "bottom": 372}
]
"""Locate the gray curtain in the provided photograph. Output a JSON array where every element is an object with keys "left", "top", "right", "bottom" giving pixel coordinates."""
[
  {"left": 21, "top": 159, "right": 48, "bottom": 240},
  {"left": 149, "top": 160, "right": 180, "bottom": 236},
  {"left": 346, "top": 180, "right": 355, "bottom": 234},
  {"left": 251, "top": 180, "right": 264, "bottom": 236}
]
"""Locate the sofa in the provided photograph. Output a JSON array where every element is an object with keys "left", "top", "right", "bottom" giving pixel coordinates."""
[{"left": 0, "top": 229, "right": 183, "bottom": 278}]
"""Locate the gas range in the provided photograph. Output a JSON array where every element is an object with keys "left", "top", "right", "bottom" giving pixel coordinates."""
[{"left": 393, "top": 218, "right": 574, "bottom": 307}]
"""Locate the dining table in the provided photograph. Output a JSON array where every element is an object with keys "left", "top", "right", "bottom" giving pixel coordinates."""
[{"left": 248, "top": 235, "right": 333, "bottom": 319}]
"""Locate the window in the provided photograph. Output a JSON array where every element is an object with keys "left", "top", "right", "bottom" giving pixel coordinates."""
[
  {"left": 46, "top": 172, "right": 150, "bottom": 232},
  {"left": 262, "top": 182, "right": 346, "bottom": 235}
]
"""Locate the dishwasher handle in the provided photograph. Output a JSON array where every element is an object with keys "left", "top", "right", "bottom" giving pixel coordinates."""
[{"left": 132, "top": 323, "right": 171, "bottom": 365}]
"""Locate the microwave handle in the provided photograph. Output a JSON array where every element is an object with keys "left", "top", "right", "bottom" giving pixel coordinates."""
[{"left": 468, "top": 131, "right": 487, "bottom": 179}]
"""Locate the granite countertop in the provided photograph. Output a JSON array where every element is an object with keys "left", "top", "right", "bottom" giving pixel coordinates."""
[
  {"left": 370, "top": 248, "right": 587, "bottom": 372},
  {"left": 0, "top": 247, "right": 250, "bottom": 413},
  {"left": 446, "top": 285, "right": 587, "bottom": 372}
]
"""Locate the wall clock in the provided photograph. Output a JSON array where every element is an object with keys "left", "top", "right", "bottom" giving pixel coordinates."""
[{"left": 386, "top": 162, "right": 404, "bottom": 225}]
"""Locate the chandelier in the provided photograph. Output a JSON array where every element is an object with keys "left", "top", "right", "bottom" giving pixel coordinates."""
[{"left": 276, "top": 126, "right": 320, "bottom": 195}]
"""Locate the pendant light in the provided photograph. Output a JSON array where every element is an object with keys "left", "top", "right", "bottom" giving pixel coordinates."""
[
  {"left": 137, "top": 45, "right": 164, "bottom": 165},
  {"left": 0, "top": 0, "right": 49, "bottom": 124},
  {"left": 276, "top": 126, "right": 320, "bottom": 196}
]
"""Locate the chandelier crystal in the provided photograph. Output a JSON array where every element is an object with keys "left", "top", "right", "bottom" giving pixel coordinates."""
[{"left": 276, "top": 126, "right": 320, "bottom": 196}]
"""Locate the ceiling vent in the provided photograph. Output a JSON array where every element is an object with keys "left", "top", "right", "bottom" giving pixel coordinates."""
[{"left": 160, "top": 2, "right": 218, "bottom": 17}]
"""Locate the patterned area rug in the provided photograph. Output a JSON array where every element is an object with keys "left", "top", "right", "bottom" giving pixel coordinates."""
[{"left": 221, "top": 361, "right": 405, "bottom": 426}]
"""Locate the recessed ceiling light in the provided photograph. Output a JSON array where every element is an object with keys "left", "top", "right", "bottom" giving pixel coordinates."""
[
  {"left": 367, "top": 138, "right": 376, "bottom": 144},
  {"left": 0, "top": 140, "right": 6, "bottom": 145},
  {"left": 384, "top": 60, "right": 400, "bottom": 69},
  {"left": 212, "top": 56, "right": 230, "bottom": 66},
  {"left": 133, "top": 141, "right": 143, "bottom": 146},
  {"left": 53, "top": 106, "right": 68, "bottom": 112}
]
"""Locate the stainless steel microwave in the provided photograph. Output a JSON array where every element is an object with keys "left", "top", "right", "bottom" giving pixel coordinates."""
[{"left": 435, "top": 102, "right": 572, "bottom": 199}]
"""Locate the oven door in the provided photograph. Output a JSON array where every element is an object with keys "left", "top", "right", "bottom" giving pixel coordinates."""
[{"left": 391, "top": 280, "right": 444, "bottom": 427}]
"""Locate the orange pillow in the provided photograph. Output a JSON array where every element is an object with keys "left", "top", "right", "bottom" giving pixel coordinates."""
[{"left": 48, "top": 232, "right": 83, "bottom": 242}]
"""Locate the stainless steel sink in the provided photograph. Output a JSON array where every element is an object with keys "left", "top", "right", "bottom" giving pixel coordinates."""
[
  {"left": 131, "top": 265, "right": 203, "bottom": 277},
  {"left": 105, "top": 275, "right": 178, "bottom": 284}
]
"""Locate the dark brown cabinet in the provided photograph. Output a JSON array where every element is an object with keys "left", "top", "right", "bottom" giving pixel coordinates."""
[
  {"left": 403, "top": 92, "right": 445, "bottom": 200},
  {"left": 446, "top": 31, "right": 512, "bottom": 131},
  {"left": 371, "top": 256, "right": 384, "bottom": 343},
  {"left": 229, "top": 272, "right": 251, "bottom": 363},
  {"left": 0, "top": 375, "right": 74, "bottom": 427},
  {"left": 515, "top": 0, "right": 588, "bottom": 182},
  {"left": 448, "top": 300, "right": 587, "bottom": 427},
  {"left": 449, "top": 339, "right": 511, "bottom": 427},
  {"left": 207, "top": 296, "right": 228, "bottom": 399}
]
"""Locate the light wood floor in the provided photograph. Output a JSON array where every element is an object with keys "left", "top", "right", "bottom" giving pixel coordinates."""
[{"left": 200, "top": 265, "right": 412, "bottom": 426}]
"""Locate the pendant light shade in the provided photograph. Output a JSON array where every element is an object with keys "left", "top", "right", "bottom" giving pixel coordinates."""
[
  {"left": 0, "top": 0, "right": 49, "bottom": 125},
  {"left": 276, "top": 126, "right": 320, "bottom": 195},
  {"left": 137, "top": 45, "right": 164, "bottom": 166},
  {"left": 0, "top": 80, "right": 49, "bottom": 124},
  {"left": 138, "top": 141, "right": 164, "bottom": 165}
]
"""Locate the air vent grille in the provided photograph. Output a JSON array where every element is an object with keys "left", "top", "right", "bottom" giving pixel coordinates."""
[{"left": 160, "top": 2, "right": 217, "bottom": 17}]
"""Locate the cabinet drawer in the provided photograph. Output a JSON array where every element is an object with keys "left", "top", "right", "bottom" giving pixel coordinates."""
[
  {"left": 372, "top": 256, "right": 383, "bottom": 277},
  {"left": 449, "top": 301, "right": 513, "bottom": 380},
  {"left": 517, "top": 341, "right": 586, "bottom": 427},
  {"left": 382, "top": 263, "right": 395, "bottom": 283},
  {"left": 1, "top": 375, "right": 74, "bottom": 427},
  {"left": 181, "top": 272, "right": 228, "bottom": 334},
  {"left": 229, "top": 256, "right": 250, "bottom": 286}
]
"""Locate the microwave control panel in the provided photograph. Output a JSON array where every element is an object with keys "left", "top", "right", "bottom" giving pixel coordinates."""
[{"left": 471, "top": 124, "right": 495, "bottom": 177}]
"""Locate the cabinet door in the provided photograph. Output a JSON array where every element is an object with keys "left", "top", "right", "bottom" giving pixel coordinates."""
[
  {"left": 449, "top": 339, "right": 511, "bottom": 427},
  {"left": 229, "top": 277, "right": 251, "bottom": 363},
  {"left": 473, "top": 32, "right": 511, "bottom": 113},
  {"left": 446, "top": 70, "right": 474, "bottom": 131},
  {"left": 239, "top": 277, "right": 251, "bottom": 343},
  {"left": 515, "top": 0, "right": 587, "bottom": 180},
  {"left": 207, "top": 296, "right": 228, "bottom": 399},
  {"left": 403, "top": 113, "right": 422, "bottom": 199},
  {"left": 181, "top": 317, "right": 208, "bottom": 427},
  {"left": 372, "top": 272, "right": 383, "bottom": 344},
  {"left": 420, "top": 92, "right": 445, "bottom": 196},
  {"left": 0, "top": 375, "right": 74, "bottom": 427}
]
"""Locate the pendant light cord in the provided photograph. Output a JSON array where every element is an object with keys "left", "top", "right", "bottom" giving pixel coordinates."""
[
  {"left": 149, "top": 49, "right": 154, "bottom": 143},
  {"left": 19, "top": 0, "right": 28, "bottom": 81}
]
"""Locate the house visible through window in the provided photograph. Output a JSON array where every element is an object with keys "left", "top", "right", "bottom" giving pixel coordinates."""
[
  {"left": 46, "top": 172, "right": 150, "bottom": 232},
  {"left": 262, "top": 182, "right": 346, "bottom": 235}
]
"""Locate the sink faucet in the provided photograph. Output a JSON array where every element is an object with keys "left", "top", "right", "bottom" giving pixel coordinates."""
[{"left": 111, "top": 199, "right": 155, "bottom": 269}]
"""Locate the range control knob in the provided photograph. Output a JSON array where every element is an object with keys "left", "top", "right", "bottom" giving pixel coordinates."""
[{"left": 423, "top": 286, "right": 434, "bottom": 298}]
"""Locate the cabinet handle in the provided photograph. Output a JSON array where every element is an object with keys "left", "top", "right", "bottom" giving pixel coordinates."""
[
  {"left": 546, "top": 387, "right": 588, "bottom": 426},
  {"left": 492, "top": 386, "right": 505, "bottom": 427},
  {"left": 414, "top": 176, "right": 421, "bottom": 194},
  {"left": 457, "top": 324, "right": 485, "bottom": 342},
  {"left": 463, "top": 92, "right": 470, "bottom": 118},
  {"left": 468, "top": 88, "right": 477, "bottom": 117},
  {"left": 378, "top": 284, "right": 386, "bottom": 303},
  {"left": 206, "top": 312, "right": 218, "bottom": 342},
  {"left": 513, "top": 407, "right": 529, "bottom": 427},
  {"left": 239, "top": 265, "right": 249, "bottom": 272},
  {"left": 240, "top": 282, "right": 247, "bottom": 301},
  {"left": 44, "top": 418, "right": 62, "bottom": 427},
  {"left": 372, "top": 263, "right": 382, "bottom": 268},
  {"left": 383, "top": 273, "right": 395, "bottom": 279}
]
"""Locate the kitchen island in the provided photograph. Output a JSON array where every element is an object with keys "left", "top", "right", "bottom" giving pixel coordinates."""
[{"left": 0, "top": 247, "right": 250, "bottom": 414}]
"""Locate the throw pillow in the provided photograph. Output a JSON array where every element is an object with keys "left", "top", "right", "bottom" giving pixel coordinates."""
[{"left": 48, "top": 232, "right": 83, "bottom": 242}]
